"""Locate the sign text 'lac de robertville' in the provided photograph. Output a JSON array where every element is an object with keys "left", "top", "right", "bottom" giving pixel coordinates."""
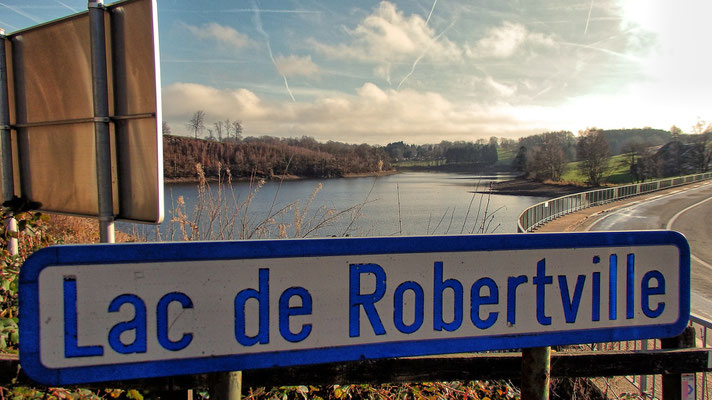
[{"left": 19, "top": 231, "right": 690, "bottom": 385}]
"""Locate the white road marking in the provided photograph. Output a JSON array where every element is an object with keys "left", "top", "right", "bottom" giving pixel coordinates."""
[{"left": 666, "top": 195, "right": 712, "bottom": 271}]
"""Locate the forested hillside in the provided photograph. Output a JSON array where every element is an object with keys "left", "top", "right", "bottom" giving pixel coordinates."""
[
  {"left": 602, "top": 128, "right": 672, "bottom": 155},
  {"left": 163, "top": 135, "right": 390, "bottom": 180},
  {"left": 510, "top": 123, "right": 712, "bottom": 184}
]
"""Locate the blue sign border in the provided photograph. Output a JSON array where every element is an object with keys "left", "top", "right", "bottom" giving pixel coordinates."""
[{"left": 19, "top": 231, "right": 690, "bottom": 385}]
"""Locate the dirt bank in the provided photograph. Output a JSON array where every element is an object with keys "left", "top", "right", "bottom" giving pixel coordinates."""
[{"left": 484, "top": 179, "right": 590, "bottom": 197}]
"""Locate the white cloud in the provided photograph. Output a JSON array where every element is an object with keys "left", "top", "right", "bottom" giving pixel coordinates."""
[
  {"left": 163, "top": 83, "right": 269, "bottom": 120},
  {"left": 485, "top": 76, "right": 517, "bottom": 97},
  {"left": 274, "top": 55, "right": 320, "bottom": 78},
  {"left": 311, "top": 1, "right": 461, "bottom": 64},
  {"left": 162, "top": 82, "right": 550, "bottom": 144},
  {"left": 184, "top": 22, "right": 250, "bottom": 52},
  {"left": 468, "top": 22, "right": 556, "bottom": 58}
]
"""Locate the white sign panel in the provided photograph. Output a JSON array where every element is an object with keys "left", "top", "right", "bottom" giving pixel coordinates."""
[{"left": 19, "top": 231, "right": 690, "bottom": 385}]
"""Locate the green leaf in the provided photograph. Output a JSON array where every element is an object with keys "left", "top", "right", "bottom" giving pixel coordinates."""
[
  {"left": 10, "top": 330, "right": 19, "bottom": 344},
  {"left": 126, "top": 389, "right": 143, "bottom": 400}
]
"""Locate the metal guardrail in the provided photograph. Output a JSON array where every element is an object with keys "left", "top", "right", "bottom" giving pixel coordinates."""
[
  {"left": 517, "top": 172, "right": 712, "bottom": 398},
  {"left": 517, "top": 172, "right": 712, "bottom": 232},
  {"left": 598, "top": 316, "right": 712, "bottom": 399},
  {"left": 687, "top": 315, "right": 712, "bottom": 399}
]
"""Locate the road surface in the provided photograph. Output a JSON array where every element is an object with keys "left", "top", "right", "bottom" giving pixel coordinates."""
[{"left": 582, "top": 181, "right": 712, "bottom": 320}]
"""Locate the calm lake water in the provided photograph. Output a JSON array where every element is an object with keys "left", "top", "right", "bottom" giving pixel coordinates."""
[{"left": 123, "top": 172, "right": 547, "bottom": 240}]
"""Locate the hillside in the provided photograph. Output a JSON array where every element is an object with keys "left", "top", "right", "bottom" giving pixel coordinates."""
[{"left": 163, "top": 135, "right": 391, "bottom": 180}]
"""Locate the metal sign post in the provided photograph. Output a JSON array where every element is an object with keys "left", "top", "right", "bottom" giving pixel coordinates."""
[
  {"left": 88, "top": 0, "right": 114, "bottom": 244},
  {"left": 0, "top": 28, "right": 18, "bottom": 255},
  {"left": 19, "top": 231, "right": 690, "bottom": 386}
]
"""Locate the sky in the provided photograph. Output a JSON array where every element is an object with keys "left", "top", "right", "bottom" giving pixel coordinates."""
[{"left": 1, "top": 0, "right": 711, "bottom": 145}]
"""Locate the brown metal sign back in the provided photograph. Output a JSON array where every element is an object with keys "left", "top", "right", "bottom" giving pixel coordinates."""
[{"left": 2, "top": 0, "right": 163, "bottom": 223}]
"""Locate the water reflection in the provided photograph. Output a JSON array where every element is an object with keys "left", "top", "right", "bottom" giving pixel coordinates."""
[{"left": 121, "top": 172, "right": 547, "bottom": 240}]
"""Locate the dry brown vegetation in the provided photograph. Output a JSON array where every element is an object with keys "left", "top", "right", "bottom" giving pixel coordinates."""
[
  {"left": 163, "top": 135, "right": 390, "bottom": 181},
  {"left": 46, "top": 215, "right": 138, "bottom": 244}
]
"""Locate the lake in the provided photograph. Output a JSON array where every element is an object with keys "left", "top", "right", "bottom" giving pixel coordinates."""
[{"left": 122, "top": 172, "right": 548, "bottom": 240}]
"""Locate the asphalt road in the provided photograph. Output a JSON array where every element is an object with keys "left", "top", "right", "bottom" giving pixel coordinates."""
[{"left": 583, "top": 181, "right": 712, "bottom": 320}]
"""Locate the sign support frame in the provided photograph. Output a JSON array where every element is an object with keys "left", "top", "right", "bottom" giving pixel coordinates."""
[
  {"left": 88, "top": 0, "right": 114, "bottom": 244},
  {"left": 0, "top": 29, "right": 18, "bottom": 256}
]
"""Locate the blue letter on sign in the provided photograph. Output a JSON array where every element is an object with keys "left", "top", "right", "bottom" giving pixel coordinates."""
[
  {"left": 471, "top": 277, "right": 499, "bottom": 329},
  {"left": 234, "top": 269, "right": 270, "bottom": 346},
  {"left": 157, "top": 292, "right": 194, "bottom": 351},
  {"left": 641, "top": 270, "right": 666, "bottom": 318},
  {"left": 279, "top": 287, "right": 313, "bottom": 343},
  {"left": 393, "top": 281, "right": 424, "bottom": 334},
  {"left": 349, "top": 263, "right": 386, "bottom": 337},
  {"left": 108, "top": 294, "right": 147, "bottom": 354},
  {"left": 433, "top": 262, "right": 463, "bottom": 332},
  {"left": 63, "top": 278, "right": 104, "bottom": 358}
]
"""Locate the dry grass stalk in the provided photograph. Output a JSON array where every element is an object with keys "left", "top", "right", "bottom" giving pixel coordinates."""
[{"left": 162, "top": 163, "right": 368, "bottom": 241}]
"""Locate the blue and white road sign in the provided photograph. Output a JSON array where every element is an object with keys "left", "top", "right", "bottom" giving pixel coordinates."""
[{"left": 19, "top": 231, "right": 690, "bottom": 385}]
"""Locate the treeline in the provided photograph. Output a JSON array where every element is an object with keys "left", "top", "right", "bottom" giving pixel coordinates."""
[
  {"left": 163, "top": 135, "right": 390, "bottom": 180},
  {"left": 384, "top": 139, "right": 499, "bottom": 166},
  {"left": 164, "top": 111, "right": 712, "bottom": 185},
  {"left": 510, "top": 124, "right": 712, "bottom": 185}
]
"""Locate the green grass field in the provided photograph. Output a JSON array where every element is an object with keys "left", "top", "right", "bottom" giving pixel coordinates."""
[
  {"left": 561, "top": 154, "right": 634, "bottom": 185},
  {"left": 393, "top": 150, "right": 638, "bottom": 187},
  {"left": 496, "top": 147, "right": 515, "bottom": 165}
]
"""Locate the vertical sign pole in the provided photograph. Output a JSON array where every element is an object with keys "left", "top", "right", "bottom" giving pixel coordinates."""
[
  {"left": 662, "top": 326, "right": 696, "bottom": 400},
  {"left": 521, "top": 347, "right": 550, "bottom": 400},
  {"left": 88, "top": 0, "right": 115, "bottom": 244},
  {"left": 517, "top": 226, "right": 550, "bottom": 399},
  {"left": 0, "top": 28, "right": 18, "bottom": 256},
  {"left": 211, "top": 371, "right": 242, "bottom": 400}
]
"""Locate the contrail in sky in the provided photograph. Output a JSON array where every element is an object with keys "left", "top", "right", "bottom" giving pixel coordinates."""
[
  {"left": 397, "top": 0, "right": 448, "bottom": 90},
  {"left": 55, "top": 0, "right": 79, "bottom": 13},
  {"left": 162, "top": 8, "right": 320, "bottom": 14},
  {"left": 397, "top": 54, "right": 426, "bottom": 90},
  {"left": 225, "top": 9, "right": 319, "bottom": 14},
  {"left": 0, "top": 2, "right": 43, "bottom": 23},
  {"left": 425, "top": 0, "right": 438, "bottom": 25},
  {"left": 584, "top": 0, "right": 594, "bottom": 35},
  {"left": 397, "top": 23, "right": 452, "bottom": 90},
  {"left": 0, "top": 19, "right": 18, "bottom": 31},
  {"left": 560, "top": 41, "right": 641, "bottom": 62},
  {"left": 251, "top": 0, "right": 296, "bottom": 102}
]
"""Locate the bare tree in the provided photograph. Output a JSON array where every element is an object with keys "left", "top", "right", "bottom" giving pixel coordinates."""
[
  {"left": 188, "top": 110, "right": 206, "bottom": 139},
  {"left": 162, "top": 121, "right": 171, "bottom": 135},
  {"left": 214, "top": 121, "right": 224, "bottom": 142},
  {"left": 620, "top": 141, "right": 644, "bottom": 183},
  {"left": 223, "top": 118, "right": 231, "bottom": 141},
  {"left": 232, "top": 120, "right": 243, "bottom": 141},
  {"left": 691, "top": 119, "right": 712, "bottom": 172},
  {"left": 526, "top": 132, "right": 568, "bottom": 181},
  {"left": 577, "top": 128, "right": 610, "bottom": 186}
]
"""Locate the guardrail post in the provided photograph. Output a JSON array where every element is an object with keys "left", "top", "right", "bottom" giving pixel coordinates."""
[
  {"left": 662, "top": 325, "right": 696, "bottom": 400},
  {"left": 522, "top": 346, "right": 550, "bottom": 400}
]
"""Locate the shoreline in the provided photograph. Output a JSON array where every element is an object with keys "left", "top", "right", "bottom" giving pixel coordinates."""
[
  {"left": 483, "top": 179, "right": 591, "bottom": 198},
  {"left": 164, "top": 169, "right": 399, "bottom": 184},
  {"left": 164, "top": 172, "right": 594, "bottom": 199}
]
